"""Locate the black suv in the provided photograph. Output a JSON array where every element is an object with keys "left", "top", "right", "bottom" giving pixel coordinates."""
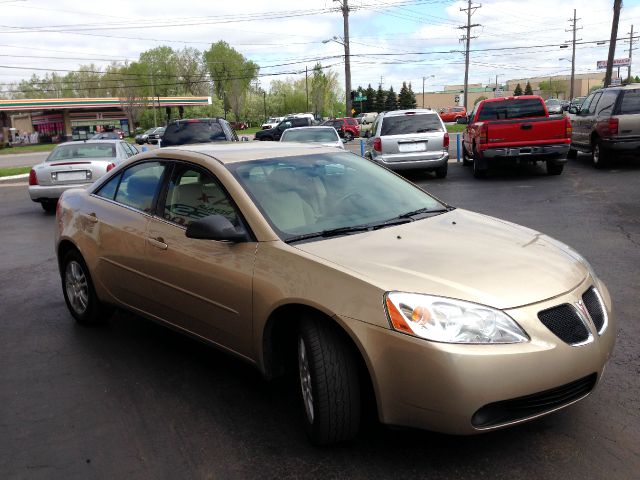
[
  {"left": 569, "top": 85, "right": 640, "bottom": 167},
  {"left": 160, "top": 118, "right": 238, "bottom": 147},
  {"left": 254, "top": 117, "right": 312, "bottom": 141}
]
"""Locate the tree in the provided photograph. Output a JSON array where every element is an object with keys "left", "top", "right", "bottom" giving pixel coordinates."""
[
  {"left": 513, "top": 83, "right": 523, "bottom": 96},
  {"left": 474, "top": 95, "right": 488, "bottom": 105},
  {"left": 524, "top": 81, "right": 533, "bottom": 95},
  {"left": 384, "top": 86, "right": 397, "bottom": 111},
  {"left": 203, "top": 41, "right": 259, "bottom": 120},
  {"left": 310, "top": 63, "right": 339, "bottom": 117},
  {"left": 407, "top": 82, "right": 417, "bottom": 108},
  {"left": 398, "top": 82, "right": 415, "bottom": 109},
  {"left": 374, "top": 84, "right": 386, "bottom": 112},
  {"left": 538, "top": 79, "right": 569, "bottom": 98},
  {"left": 364, "top": 84, "right": 376, "bottom": 112}
]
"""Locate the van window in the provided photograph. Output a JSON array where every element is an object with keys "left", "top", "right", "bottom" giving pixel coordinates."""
[{"left": 380, "top": 114, "right": 442, "bottom": 135}]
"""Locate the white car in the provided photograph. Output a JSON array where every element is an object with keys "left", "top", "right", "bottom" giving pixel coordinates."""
[
  {"left": 28, "top": 140, "right": 137, "bottom": 212},
  {"left": 280, "top": 126, "right": 345, "bottom": 149},
  {"left": 261, "top": 116, "right": 284, "bottom": 130}
]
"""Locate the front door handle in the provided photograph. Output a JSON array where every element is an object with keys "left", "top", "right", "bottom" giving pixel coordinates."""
[{"left": 148, "top": 237, "right": 168, "bottom": 250}]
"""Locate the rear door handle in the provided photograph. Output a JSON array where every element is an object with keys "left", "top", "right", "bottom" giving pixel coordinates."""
[
  {"left": 520, "top": 124, "right": 532, "bottom": 130},
  {"left": 148, "top": 237, "right": 168, "bottom": 250}
]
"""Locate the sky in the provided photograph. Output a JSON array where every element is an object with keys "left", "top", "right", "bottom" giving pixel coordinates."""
[{"left": 1, "top": 0, "right": 639, "bottom": 96}]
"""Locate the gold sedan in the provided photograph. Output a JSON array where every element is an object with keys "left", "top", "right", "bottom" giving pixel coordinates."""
[{"left": 55, "top": 143, "right": 615, "bottom": 445}]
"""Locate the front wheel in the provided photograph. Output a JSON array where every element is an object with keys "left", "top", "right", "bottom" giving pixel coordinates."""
[
  {"left": 297, "top": 317, "right": 360, "bottom": 445},
  {"left": 61, "top": 250, "right": 113, "bottom": 325},
  {"left": 344, "top": 131, "right": 354, "bottom": 141}
]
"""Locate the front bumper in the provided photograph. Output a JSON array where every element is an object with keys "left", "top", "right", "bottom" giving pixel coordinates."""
[
  {"left": 480, "top": 143, "right": 569, "bottom": 164},
  {"left": 372, "top": 151, "right": 449, "bottom": 171},
  {"left": 345, "top": 275, "right": 615, "bottom": 435},
  {"left": 29, "top": 183, "right": 91, "bottom": 202}
]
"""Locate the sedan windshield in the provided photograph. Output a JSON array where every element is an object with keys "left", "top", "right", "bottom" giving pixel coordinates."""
[
  {"left": 228, "top": 151, "right": 447, "bottom": 241},
  {"left": 47, "top": 143, "right": 116, "bottom": 161},
  {"left": 281, "top": 128, "right": 339, "bottom": 143}
]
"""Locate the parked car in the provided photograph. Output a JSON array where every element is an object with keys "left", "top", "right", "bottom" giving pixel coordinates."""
[
  {"left": 459, "top": 95, "right": 572, "bottom": 177},
  {"left": 135, "top": 128, "right": 157, "bottom": 145},
  {"left": 230, "top": 121, "right": 248, "bottom": 130},
  {"left": 254, "top": 117, "right": 312, "bottom": 141},
  {"left": 91, "top": 131, "right": 120, "bottom": 140},
  {"left": 279, "top": 126, "right": 345, "bottom": 149},
  {"left": 261, "top": 116, "right": 284, "bottom": 130},
  {"left": 545, "top": 98, "right": 564, "bottom": 115},
  {"left": 438, "top": 106, "right": 467, "bottom": 122},
  {"left": 568, "top": 85, "right": 640, "bottom": 167},
  {"left": 28, "top": 139, "right": 137, "bottom": 212},
  {"left": 358, "top": 112, "right": 378, "bottom": 136},
  {"left": 55, "top": 142, "right": 615, "bottom": 445},
  {"left": 160, "top": 118, "right": 238, "bottom": 147},
  {"left": 147, "top": 127, "right": 165, "bottom": 144},
  {"left": 364, "top": 109, "right": 449, "bottom": 178},
  {"left": 325, "top": 117, "right": 360, "bottom": 141},
  {"left": 570, "top": 96, "right": 586, "bottom": 111}
]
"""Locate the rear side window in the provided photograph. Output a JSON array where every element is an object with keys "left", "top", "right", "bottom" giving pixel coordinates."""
[
  {"left": 380, "top": 114, "right": 442, "bottom": 135},
  {"left": 478, "top": 99, "right": 546, "bottom": 120},
  {"left": 619, "top": 89, "right": 640, "bottom": 114},
  {"left": 161, "top": 121, "right": 226, "bottom": 146},
  {"left": 114, "top": 162, "right": 166, "bottom": 213}
]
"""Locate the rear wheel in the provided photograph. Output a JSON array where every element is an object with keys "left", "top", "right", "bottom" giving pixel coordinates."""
[
  {"left": 61, "top": 250, "right": 113, "bottom": 325},
  {"left": 567, "top": 147, "right": 578, "bottom": 159},
  {"left": 434, "top": 164, "right": 448, "bottom": 178},
  {"left": 472, "top": 147, "right": 488, "bottom": 178},
  {"left": 41, "top": 200, "right": 56, "bottom": 213},
  {"left": 592, "top": 139, "right": 609, "bottom": 169},
  {"left": 546, "top": 161, "right": 564, "bottom": 175},
  {"left": 344, "top": 131, "right": 354, "bottom": 141},
  {"left": 297, "top": 317, "right": 360, "bottom": 445},
  {"left": 462, "top": 143, "right": 472, "bottom": 166}
]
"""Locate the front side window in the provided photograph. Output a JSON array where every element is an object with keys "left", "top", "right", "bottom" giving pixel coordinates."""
[
  {"left": 579, "top": 93, "right": 595, "bottom": 115},
  {"left": 228, "top": 152, "right": 446, "bottom": 240},
  {"left": 163, "top": 166, "right": 239, "bottom": 228},
  {"left": 587, "top": 92, "right": 603, "bottom": 115},
  {"left": 95, "top": 173, "right": 121, "bottom": 200},
  {"left": 114, "top": 162, "right": 166, "bottom": 213}
]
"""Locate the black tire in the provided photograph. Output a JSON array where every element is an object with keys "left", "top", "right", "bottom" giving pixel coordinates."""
[
  {"left": 592, "top": 139, "right": 609, "bottom": 169},
  {"left": 297, "top": 317, "right": 360, "bottom": 445},
  {"left": 567, "top": 147, "right": 578, "bottom": 159},
  {"left": 434, "top": 164, "right": 448, "bottom": 178},
  {"left": 41, "top": 200, "right": 56, "bottom": 213},
  {"left": 472, "top": 147, "right": 488, "bottom": 178},
  {"left": 344, "top": 131, "right": 354, "bottom": 141},
  {"left": 546, "top": 162, "right": 564, "bottom": 175},
  {"left": 61, "top": 249, "right": 113, "bottom": 325}
]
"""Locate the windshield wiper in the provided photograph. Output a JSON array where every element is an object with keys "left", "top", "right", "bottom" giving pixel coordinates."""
[
  {"left": 415, "top": 128, "right": 440, "bottom": 133},
  {"left": 396, "top": 207, "right": 449, "bottom": 219},
  {"left": 285, "top": 225, "right": 371, "bottom": 243}
]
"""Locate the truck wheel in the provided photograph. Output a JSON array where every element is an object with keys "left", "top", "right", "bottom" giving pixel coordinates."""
[
  {"left": 297, "top": 317, "right": 360, "bottom": 445},
  {"left": 592, "top": 140, "right": 609, "bottom": 169},
  {"left": 546, "top": 162, "right": 564, "bottom": 175},
  {"left": 462, "top": 144, "right": 472, "bottom": 166},
  {"left": 472, "top": 147, "right": 487, "bottom": 178}
]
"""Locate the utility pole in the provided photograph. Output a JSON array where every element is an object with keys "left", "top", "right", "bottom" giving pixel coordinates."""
[
  {"left": 422, "top": 76, "right": 426, "bottom": 108},
  {"left": 459, "top": 0, "right": 481, "bottom": 110},
  {"left": 263, "top": 90, "right": 267, "bottom": 121},
  {"left": 305, "top": 66, "right": 309, "bottom": 112},
  {"left": 604, "top": 0, "right": 623, "bottom": 87},
  {"left": 336, "top": 0, "right": 352, "bottom": 117},
  {"left": 566, "top": 9, "right": 582, "bottom": 100},
  {"left": 627, "top": 25, "right": 635, "bottom": 80}
]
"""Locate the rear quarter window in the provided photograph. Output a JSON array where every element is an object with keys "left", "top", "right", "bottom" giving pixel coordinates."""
[
  {"left": 380, "top": 114, "right": 443, "bottom": 135},
  {"left": 619, "top": 89, "right": 640, "bottom": 114},
  {"left": 478, "top": 99, "right": 546, "bottom": 120}
]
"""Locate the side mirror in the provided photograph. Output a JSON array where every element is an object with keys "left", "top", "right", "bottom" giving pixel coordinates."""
[
  {"left": 456, "top": 116, "right": 469, "bottom": 124},
  {"left": 568, "top": 106, "right": 578, "bottom": 114},
  {"left": 185, "top": 215, "right": 247, "bottom": 242},
  {"left": 241, "top": 136, "right": 250, "bottom": 142},
  {"left": 341, "top": 138, "right": 347, "bottom": 143}
]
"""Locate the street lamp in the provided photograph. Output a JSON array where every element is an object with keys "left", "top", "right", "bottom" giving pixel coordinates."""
[
  {"left": 422, "top": 75, "right": 435, "bottom": 108},
  {"left": 323, "top": 35, "right": 352, "bottom": 117}
]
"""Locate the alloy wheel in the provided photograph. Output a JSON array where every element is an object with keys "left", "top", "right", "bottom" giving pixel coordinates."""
[
  {"left": 298, "top": 337, "right": 315, "bottom": 424},
  {"left": 65, "top": 260, "right": 89, "bottom": 315}
]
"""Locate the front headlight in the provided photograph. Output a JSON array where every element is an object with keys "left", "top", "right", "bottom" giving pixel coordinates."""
[{"left": 385, "top": 292, "right": 529, "bottom": 344}]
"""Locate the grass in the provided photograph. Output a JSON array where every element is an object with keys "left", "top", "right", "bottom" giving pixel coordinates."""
[
  {"left": 0, "top": 143, "right": 57, "bottom": 155},
  {"left": 446, "top": 124, "right": 467, "bottom": 133},
  {"left": 0, "top": 166, "right": 31, "bottom": 177}
]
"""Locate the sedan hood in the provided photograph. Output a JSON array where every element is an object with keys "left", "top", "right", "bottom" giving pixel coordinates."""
[{"left": 295, "top": 209, "right": 588, "bottom": 310}]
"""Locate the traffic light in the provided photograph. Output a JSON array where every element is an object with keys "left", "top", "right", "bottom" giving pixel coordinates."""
[{"left": 350, "top": 90, "right": 357, "bottom": 100}]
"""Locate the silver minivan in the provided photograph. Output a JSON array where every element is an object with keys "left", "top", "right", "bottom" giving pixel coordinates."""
[{"left": 364, "top": 109, "right": 449, "bottom": 178}]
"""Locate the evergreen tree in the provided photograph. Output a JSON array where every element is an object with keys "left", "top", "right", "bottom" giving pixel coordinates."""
[
  {"left": 364, "top": 84, "right": 376, "bottom": 112},
  {"left": 374, "top": 84, "right": 386, "bottom": 112},
  {"left": 524, "top": 81, "right": 533, "bottom": 95},
  {"left": 513, "top": 83, "right": 523, "bottom": 96},
  {"left": 407, "top": 82, "right": 417, "bottom": 108},
  {"left": 385, "top": 86, "right": 398, "bottom": 111},
  {"left": 398, "top": 82, "right": 413, "bottom": 109}
]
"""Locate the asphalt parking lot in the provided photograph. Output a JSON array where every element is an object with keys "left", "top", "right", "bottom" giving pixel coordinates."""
[{"left": 0, "top": 154, "right": 638, "bottom": 479}]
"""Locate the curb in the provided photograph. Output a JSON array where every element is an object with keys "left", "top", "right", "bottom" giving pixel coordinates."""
[{"left": 0, "top": 173, "right": 28, "bottom": 182}]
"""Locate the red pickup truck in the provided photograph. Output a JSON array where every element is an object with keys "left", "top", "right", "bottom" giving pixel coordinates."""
[{"left": 460, "top": 95, "right": 572, "bottom": 178}]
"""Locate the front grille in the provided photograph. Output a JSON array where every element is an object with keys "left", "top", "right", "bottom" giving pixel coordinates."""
[
  {"left": 472, "top": 373, "right": 597, "bottom": 428},
  {"left": 538, "top": 304, "right": 590, "bottom": 345},
  {"left": 582, "top": 287, "right": 606, "bottom": 333}
]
